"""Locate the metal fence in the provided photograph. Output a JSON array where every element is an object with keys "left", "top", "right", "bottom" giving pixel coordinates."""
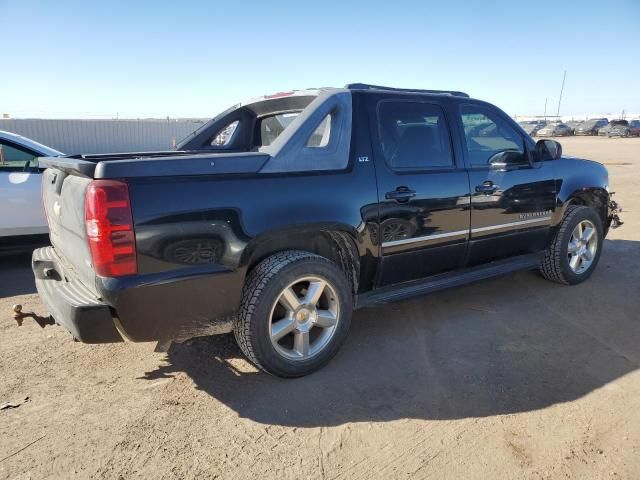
[{"left": 0, "top": 118, "right": 206, "bottom": 154}]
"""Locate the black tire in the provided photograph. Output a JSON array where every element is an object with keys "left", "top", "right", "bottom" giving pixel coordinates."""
[
  {"left": 540, "top": 205, "right": 603, "bottom": 285},
  {"left": 234, "top": 250, "right": 353, "bottom": 377}
]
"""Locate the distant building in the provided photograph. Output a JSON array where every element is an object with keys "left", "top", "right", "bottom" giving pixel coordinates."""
[{"left": 0, "top": 118, "right": 206, "bottom": 154}]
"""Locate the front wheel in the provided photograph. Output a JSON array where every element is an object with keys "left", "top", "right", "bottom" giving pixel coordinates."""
[
  {"left": 234, "top": 250, "right": 352, "bottom": 377},
  {"left": 540, "top": 205, "right": 603, "bottom": 285}
]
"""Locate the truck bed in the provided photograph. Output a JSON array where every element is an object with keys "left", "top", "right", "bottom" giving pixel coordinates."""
[{"left": 39, "top": 151, "right": 270, "bottom": 178}]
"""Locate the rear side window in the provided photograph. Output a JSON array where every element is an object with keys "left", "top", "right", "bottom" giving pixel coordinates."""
[
  {"left": 377, "top": 101, "right": 454, "bottom": 170},
  {"left": 459, "top": 106, "right": 525, "bottom": 166},
  {"left": 210, "top": 120, "right": 239, "bottom": 146},
  {"left": 306, "top": 114, "right": 331, "bottom": 148}
]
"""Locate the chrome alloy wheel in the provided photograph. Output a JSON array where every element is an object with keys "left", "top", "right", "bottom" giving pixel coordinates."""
[
  {"left": 567, "top": 220, "right": 598, "bottom": 274},
  {"left": 269, "top": 276, "right": 340, "bottom": 361}
]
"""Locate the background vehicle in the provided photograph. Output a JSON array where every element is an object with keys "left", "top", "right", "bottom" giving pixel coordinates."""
[
  {"left": 629, "top": 119, "right": 640, "bottom": 136},
  {"left": 29, "top": 85, "right": 621, "bottom": 377},
  {"left": 0, "top": 131, "right": 63, "bottom": 253},
  {"left": 599, "top": 120, "right": 629, "bottom": 137},
  {"left": 536, "top": 122, "right": 572, "bottom": 137},
  {"left": 575, "top": 118, "right": 608, "bottom": 135},
  {"left": 565, "top": 120, "right": 582, "bottom": 135},
  {"left": 517, "top": 120, "right": 546, "bottom": 136}
]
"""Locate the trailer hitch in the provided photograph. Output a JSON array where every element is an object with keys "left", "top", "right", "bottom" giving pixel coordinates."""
[{"left": 12, "top": 304, "right": 55, "bottom": 328}]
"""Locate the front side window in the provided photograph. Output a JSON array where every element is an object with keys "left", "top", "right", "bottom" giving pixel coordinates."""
[
  {"left": 377, "top": 101, "right": 454, "bottom": 170},
  {"left": 460, "top": 106, "right": 526, "bottom": 166},
  {"left": 0, "top": 142, "right": 38, "bottom": 169}
]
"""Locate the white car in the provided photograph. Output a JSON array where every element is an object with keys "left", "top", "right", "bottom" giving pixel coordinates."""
[{"left": 0, "top": 131, "right": 63, "bottom": 252}]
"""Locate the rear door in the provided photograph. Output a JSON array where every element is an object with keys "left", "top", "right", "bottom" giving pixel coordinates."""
[
  {"left": 369, "top": 95, "right": 471, "bottom": 286},
  {"left": 0, "top": 140, "right": 47, "bottom": 237},
  {"left": 456, "top": 102, "right": 557, "bottom": 266}
]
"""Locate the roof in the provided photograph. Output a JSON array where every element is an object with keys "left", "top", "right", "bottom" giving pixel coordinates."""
[
  {"left": 0, "top": 130, "right": 63, "bottom": 156},
  {"left": 346, "top": 83, "right": 470, "bottom": 98}
]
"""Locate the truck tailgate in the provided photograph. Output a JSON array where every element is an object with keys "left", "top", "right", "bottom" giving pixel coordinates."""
[{"left": 41, "top": 168, "right": 96, "bottom": 291}]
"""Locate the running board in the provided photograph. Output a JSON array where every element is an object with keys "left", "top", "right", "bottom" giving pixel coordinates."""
[{"left": 355, "top": 253, "right": 542, "bottom": 309}]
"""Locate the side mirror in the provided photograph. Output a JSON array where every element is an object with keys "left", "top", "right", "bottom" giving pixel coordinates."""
[{"left": 535, "top": 139, "right": 562, "bottom": 161}]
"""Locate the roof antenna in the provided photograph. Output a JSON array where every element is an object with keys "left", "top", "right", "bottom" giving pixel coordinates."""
[{"left": 556, "top": 71, "right": 567, "bottom": 119}]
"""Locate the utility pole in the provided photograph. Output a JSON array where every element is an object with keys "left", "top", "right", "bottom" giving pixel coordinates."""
[
  {"left": 556, "top": 70, "right": 567, "bottom": 118},
  {"left": 544, "top": 97, "right": 547, "bottom": 121}
]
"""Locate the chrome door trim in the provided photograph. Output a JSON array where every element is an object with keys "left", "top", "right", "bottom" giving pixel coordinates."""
[
  {"left": 471, "top": 216, "right": 552, "bottom": 234},
  {"left": 380, "top": 216, "right": 552, "bottom": 248},
  {"left": 381, "top": 229, "right": 469, "bottom": 248}
]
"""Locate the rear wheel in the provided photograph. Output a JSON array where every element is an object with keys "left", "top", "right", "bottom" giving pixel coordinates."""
[
  {"left": 234, "top": 250, "right": 352, "bottom": 377},
  {"left": 540, "top": 205, "right": 603, "bottom": 285}
]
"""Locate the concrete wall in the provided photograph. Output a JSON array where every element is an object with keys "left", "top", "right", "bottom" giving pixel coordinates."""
[{"left": 0, "top": 118, "right": 206, "bottom": 154}]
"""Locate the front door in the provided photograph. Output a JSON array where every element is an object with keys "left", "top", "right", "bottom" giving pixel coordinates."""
[
  {"left": 456, "top": 104, "right": 557, "bottom": 266},
  {"left": 0, "top": 141, "right": 47, "bottom": 237},
  {"left": 370, "top": 97, "right": 471, "bottom": 286}
]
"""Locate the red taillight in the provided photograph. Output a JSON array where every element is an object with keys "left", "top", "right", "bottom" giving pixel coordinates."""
[{"left": 85, "top": 180, "right": 137, "bottom": 277}]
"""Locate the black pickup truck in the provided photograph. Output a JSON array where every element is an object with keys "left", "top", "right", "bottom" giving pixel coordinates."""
[{"left": 28, "top": 84, "right": 622, "bottom": 377}]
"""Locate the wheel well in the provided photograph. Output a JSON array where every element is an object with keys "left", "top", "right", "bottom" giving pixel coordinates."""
[
  {"left": 568, "top": 189, "right": 608, "bottom": 226},
  {"left": 245, "top": 230, "right": 360, "bottom": 294}
]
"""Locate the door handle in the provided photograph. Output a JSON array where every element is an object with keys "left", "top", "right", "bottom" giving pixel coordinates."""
[
  {"left": 475, "top": 181, "right": 498, "bottom": 194},
  {"left": 385, "top": 188, "right": 416, "bottom": 202}
]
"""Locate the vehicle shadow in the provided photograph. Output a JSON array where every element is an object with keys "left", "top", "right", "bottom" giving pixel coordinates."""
[
  {"left": 0, "top": 252, "right": 37, "bottom": 297},
  {"left": 141, "top": 238, "right": 640, "bottom": 426}
]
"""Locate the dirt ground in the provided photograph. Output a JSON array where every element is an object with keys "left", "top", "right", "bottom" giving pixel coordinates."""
[{"left": 1, "top": 136, "right": 639, "bottom": 480}]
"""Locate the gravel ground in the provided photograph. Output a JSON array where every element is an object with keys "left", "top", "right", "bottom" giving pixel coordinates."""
[{"left": 1, "top": 136, "right": 639, "bottom": 479}]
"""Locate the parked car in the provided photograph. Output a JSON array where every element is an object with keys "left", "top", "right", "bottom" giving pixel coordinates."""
[
  {"left": 517, "top": 120, "right": 546, "bottom": 137},
  {"left": 0, "top": 131, "right": 63, "bottom": 253},
  {"left": 575, "top": 118, "right": 608, "bottom": 136},
  {"left": 629, "top": 120, "right": 640, "bottom": 136},
  {"left": 536, "top": 122, "right": 572, "bottom": 137},
  {"left": 565, "top": 120, "right": 582, "bottom": 135},
  {"left": 24, "top": 84, "right": 622, "bottom": 377},
  {"left": 599, "top": 120, "right": 630, "bottom": 137}
]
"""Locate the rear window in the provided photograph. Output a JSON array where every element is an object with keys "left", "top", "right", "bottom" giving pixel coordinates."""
[{"left": 258, "top": 112, "right": 301, "bottom": 147}]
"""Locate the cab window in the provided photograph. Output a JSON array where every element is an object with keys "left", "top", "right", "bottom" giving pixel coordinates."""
[
  {"left": 459, "top": 106, "right": 526, "bottom": 166},
  {"left": 258, "top": 112, "right": 301, "bottom": 147}
]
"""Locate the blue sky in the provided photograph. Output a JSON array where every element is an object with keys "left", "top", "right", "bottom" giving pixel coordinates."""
[{"left": 1, "top": 0, "right": 638, "bottom": 118}]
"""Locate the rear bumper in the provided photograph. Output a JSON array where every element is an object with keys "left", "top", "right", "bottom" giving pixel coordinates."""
[
  {"left": 32, "top": 247, "right": 123, "bottom": 343},
  {"left": 32, "top": 246, "right": 243, "bottom": 344}
]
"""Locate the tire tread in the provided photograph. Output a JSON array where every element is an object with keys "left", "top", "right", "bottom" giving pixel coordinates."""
[
  {"left": 234, "top": 250, "right": 327, "bottom": 374},
  {"left": 540, "top": 205, "right": 592, "bottom": 285}
]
